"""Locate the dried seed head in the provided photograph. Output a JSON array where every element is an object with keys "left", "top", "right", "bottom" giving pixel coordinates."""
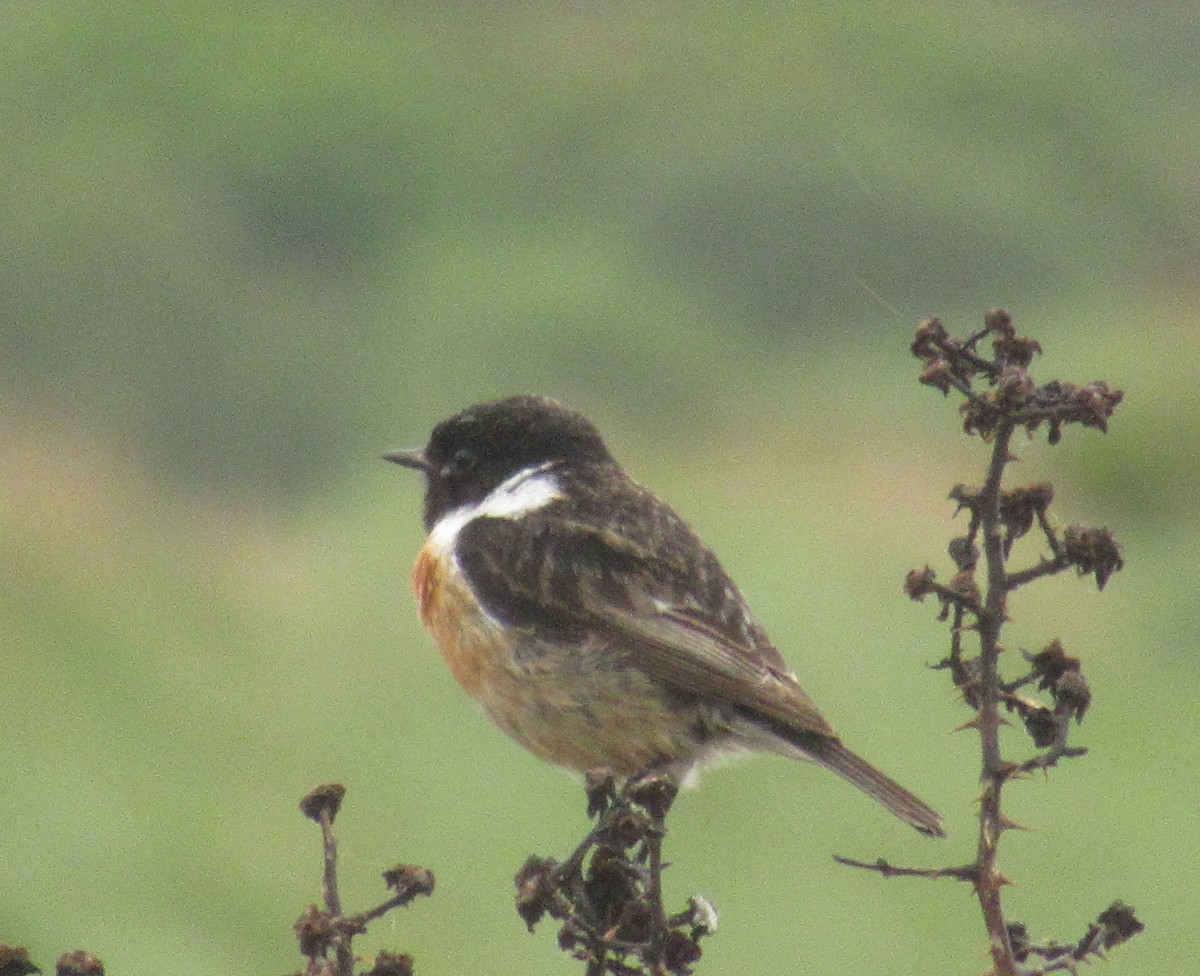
[
  {"left": 919, "top": 359, "right": 957, "bottom": 395},
  {"left": 1062, "top": 525, "right": 1124, "bottom": 590},
  {"left": 904, "top": 566, "right": 938, "bottom": 600},
  {"left": 1054, "top": 669, "right": 1092, "bottom": 723},
  {"left": 626, "top": 772, "right": 678, "bottom": 821},
  {"left": 994, "top": 365, "right": 1037, "bottom": 409},
  {"left": 0, "top": 947, "right": 40, "bottom": 976},
  {"left": 54, "top": 956, "right": 104, "bottom": 976},
  {"left": 949, "top": 483, "right": 983, "bottom": 513},
  {"left": 1095, "top": 902, "right": 1144, "bottom": 949},
  {"left": 299, "top": 784, "right": 346, "bottom": 824},
  {"left": 948, "top": 535, "right": 979, "bottom": 571},
  {"left": 293, "top": 905, "right": 334, "bottom": 959},
  {"left": 382, "top": 865, "right": 436, "bottom": 904},
  {"left": 1016, "top": 703, "right": 1059, "bottom": 748},
  {"left": 1026, "top": 639, "right": 1080, "bottom": 691},
  {"left": 584, "top": 769, "right": 617, "bottom": 818},
  {"left": 911, "top": 317, "right": 950, "bottom": 359},
  {"left": 984, "top": 308, "right": 1014, "bottom": 337},
  {"left": 949, "top": 570, "right": 981, "bottom": 611},
  {"left": 993, "top": 334, "right": 1043, "bottom": 369},
  {"left": 514, "top": 855, "right": 562, "bottom": 931},
  {"left": 663, "top": 929, "right": 704, "bottom": 971},
  {"left": 363, "top": 952, "right": 415, "bottom": 976}
]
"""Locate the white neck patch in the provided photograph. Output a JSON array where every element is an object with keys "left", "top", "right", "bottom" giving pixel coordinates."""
[{"left": 427, "top": 463, "right": 564, "bottom": 559}]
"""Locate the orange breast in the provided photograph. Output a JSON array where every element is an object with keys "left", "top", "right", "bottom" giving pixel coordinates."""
[
  {"left": 411, "top": 543, "right": 443, "bottom": 626},
  {"left": 411, "top": 542, "right": 510, "bottom": 699}
]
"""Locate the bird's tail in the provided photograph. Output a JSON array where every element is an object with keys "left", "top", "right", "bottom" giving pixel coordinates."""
[{"left": 806, "top": 737, "right": 945, "bottom": 837}]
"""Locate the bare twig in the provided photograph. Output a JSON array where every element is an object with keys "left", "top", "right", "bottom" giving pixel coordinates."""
[{"left": 832, "top": 855, "right": 977, "bottom": 882}]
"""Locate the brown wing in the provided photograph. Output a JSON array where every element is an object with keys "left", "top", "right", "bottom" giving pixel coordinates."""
[{"left": 455, "top": 507, "right": 836, "bottom": 740}]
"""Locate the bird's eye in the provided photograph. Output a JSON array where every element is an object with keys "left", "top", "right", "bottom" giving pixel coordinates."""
[{"left": 442, "top": 447, "right": 477, "bottom": 478}]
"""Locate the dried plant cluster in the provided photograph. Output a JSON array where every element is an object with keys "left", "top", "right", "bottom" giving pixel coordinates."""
[
  {"left": 0, "top": 946, "right": 103, "bottom": 976},
  {"left": 515, "top": 771, "right": 717, "bottom": 976},
  {"left": 289, "top": 784, "right": 434, "bottom": 976},
  {"left": 843, "top": 311, "right": 1141, "bottom": 975}
]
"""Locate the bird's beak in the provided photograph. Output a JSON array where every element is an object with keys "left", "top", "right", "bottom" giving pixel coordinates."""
[{"left": 381, "top": 447, "right": 428, "bottom": 471}]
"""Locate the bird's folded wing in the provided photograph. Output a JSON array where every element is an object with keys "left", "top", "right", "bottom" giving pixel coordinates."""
[{"left": 456, "top": 513, "right": 835, "bottom": 739}]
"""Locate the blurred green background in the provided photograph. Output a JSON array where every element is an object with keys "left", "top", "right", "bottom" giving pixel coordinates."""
[{"left": 3, "top": 2, "right": 1197, "bottom": 973}]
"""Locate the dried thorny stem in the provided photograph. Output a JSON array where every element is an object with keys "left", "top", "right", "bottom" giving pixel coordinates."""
[
  {"left": 291, "top": 784, "right": 435, "bottom": 976},
  {"left": 515, "top": 770, "right": 717, "bottom": 975},
  {"left": 839, "top": 311, "right": 1141, "bottom": 975}
]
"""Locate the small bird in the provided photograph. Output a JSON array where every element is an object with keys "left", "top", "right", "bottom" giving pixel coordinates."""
[{"left": 385, "top": 395, "right": 944, "bottom": 836}]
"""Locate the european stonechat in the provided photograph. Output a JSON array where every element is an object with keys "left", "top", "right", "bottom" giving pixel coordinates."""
[{"left": 385, "top": 395, "right": 944, "bottom": 837}]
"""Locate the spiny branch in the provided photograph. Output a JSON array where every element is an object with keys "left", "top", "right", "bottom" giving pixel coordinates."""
[{"left": 843, "top": 310, "right": 1141, "bottom": 975}]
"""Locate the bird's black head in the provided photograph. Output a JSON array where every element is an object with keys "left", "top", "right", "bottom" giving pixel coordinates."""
[{"left": 385, "top": 395, "right": 615, "bottom": 529}]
